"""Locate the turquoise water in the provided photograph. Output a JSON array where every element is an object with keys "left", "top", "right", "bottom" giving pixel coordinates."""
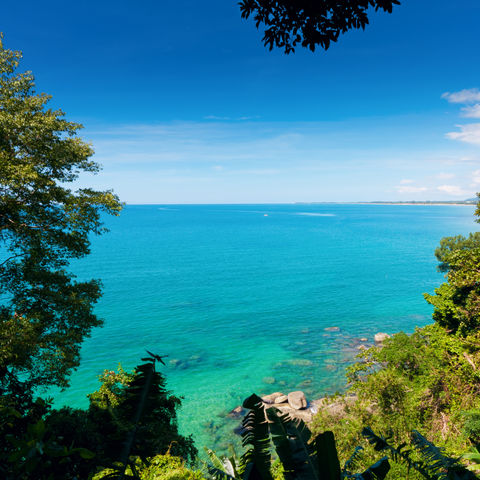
[{"left": 59, "top": 204, "right": 477, "bottom": 450}]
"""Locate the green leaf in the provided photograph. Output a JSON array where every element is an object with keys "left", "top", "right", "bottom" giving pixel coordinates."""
[
  {"left": 315, "top": 431, "right": 341, "bottom": 480},
  {"left": 358, "top": 456, "right": 390, "bottom": 480}
]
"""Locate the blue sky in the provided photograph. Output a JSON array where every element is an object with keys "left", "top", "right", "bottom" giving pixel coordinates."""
[{"left": 3, "top": 0, "right": 480, "bottom": 203}]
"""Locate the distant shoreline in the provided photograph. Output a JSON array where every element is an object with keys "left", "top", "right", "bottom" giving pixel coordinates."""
[
  {"left": 350, "top": 202, "right": 474, "bottom": 206},
  {"left": 125, "top": 201, "right": 477, "bottom": 206},
  {"left": 294, "top": 201, "right": 476, "bottom": 206}
]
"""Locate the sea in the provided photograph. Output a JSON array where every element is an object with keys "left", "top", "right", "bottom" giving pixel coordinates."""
[{"left": 57, "top": 203, "right": 478, "bottom": 452}]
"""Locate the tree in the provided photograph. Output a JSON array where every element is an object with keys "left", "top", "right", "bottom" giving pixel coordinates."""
[
  {"left": 43, "top": 354, "right": 197, "bottom": 478},
  {"left": 0, "top": 36, "right": 122, "bottom": 405},
  {"left": 424, "top": 194, "right": 480, "bottom": 335},
  {"left": 88, "top": 353, "right": 197, "bottom": 469},
  {"left": 239, "top": 0, "right": 401, "bottom": 53}
]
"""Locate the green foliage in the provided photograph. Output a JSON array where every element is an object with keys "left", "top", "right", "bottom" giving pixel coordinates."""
[
  {"left": 0, "top": 355, "right": 197, "bottom": 478},
  {"left": 241, "top": 394, "right": 273, "bottom": 480},
  {"left": 363, "top": 427, "right": 477, "bottom": 479},
  {"left": 87, "top": 352, "right": 197, "bottom": 468},
  {"left": 239, "top": 0, "right": 400, "bottom": 53},
  {"left": 0, "top": 36, "right": 122, "bottom": 403},
  {"left": 463, "top": 411, "right": 480, "bottom": 447},
  {"left": 462, "top": 449, "right": 480, "bottom": 474},
  {"left": 311, "top": 324, "right": 480, "bottom": 478},
  {"left": 93, "top": 455, "right": 205, "bottom": 480},
  {"left": 88, "top": 364, "right": 134, "bottom": 408},
  {"left": 208, "top": 393, "right": 390, "bottom": 480},
  {"left": 140, "top": 455, "right": 205, "bottom": 480},
  {"left": 0, "top": 405, "right": 95, "bottom": 480},
  {"left": 424, "top": 201, "right": 480, "bottom": 335}
]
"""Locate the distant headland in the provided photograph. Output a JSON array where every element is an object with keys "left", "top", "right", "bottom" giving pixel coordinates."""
[{"left": 295, "top": 198, "right": 477, "bottom": 205}]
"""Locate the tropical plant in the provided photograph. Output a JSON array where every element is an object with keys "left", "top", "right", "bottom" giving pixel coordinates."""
[
  {"left": 424, "top": 193, "right": 480, "bottom": 335},
  {"left": 0, "top": 405, "right": 95, "bottom": 480},
  {"left": 462, "top": 448, "right": 480, "bottom": 474},
  {"left": 0, "top": 353, "right": 197, "bottom": 479},
  {"left": 363, "top": 427, "right": 478, "bottom": 479},
  {"left": 43, "top": 352, "right": 198, "bottom": 479},
  {"left": 207, "top": 393, "right": 390, "bottom": 480}
]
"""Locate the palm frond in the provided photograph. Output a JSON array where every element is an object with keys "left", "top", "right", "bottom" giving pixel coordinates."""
[
  {"left": 362, "top": 427, "right": 431, "bottom": 479},
  {"left": 205, "top": 447, "right": 229, "bottom": 472},
  {"left": 267, "top": 407, "right": 319, "bottom": 480},
  {"left": 240, "top": 394, "right": 273, "bottom": 480},
  {"left": 357, "top": 456, "right": 390, "bottom": 480},
  {"left": 203, "top": 447, "right": 238, "bottom": 480},
  {"left": 315, "top": 431, "right": 341, "bottom": 480},
  {"left": 411, "top": 430, "right": 477, "bottom": 480},
  {"left": 343, "top": 446, "right": 364, "bottom": 476}
]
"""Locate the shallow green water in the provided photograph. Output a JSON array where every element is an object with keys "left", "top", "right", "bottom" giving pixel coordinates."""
[{"left": 57, "top": 204, "right": 477, "bottom": 451}]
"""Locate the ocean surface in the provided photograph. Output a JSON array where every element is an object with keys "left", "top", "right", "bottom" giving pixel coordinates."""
[{"left": 58, "top": 203, "right": 477, "bottom": 451}]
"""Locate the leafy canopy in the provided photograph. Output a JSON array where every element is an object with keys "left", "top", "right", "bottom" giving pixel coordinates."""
[
  {"left": 0, "top": 36, "right": 121, "bottom": 402},
  {"left": 424, "top": 194, "right": 480, "bottom": 335},
  {"left": 239, "top": 0, "right": 401, "bottom": 53}
]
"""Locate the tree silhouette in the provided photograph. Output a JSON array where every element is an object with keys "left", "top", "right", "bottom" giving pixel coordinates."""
[{"left": 240, "top": 0, "right": 401, "bottom": 53}]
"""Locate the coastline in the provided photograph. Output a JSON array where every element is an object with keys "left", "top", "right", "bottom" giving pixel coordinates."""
[{"left": 294, "top": 202, "right": 476, "bottom": 206}]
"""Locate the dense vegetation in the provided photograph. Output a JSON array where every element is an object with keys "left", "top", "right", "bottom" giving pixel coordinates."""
[
  {"left": 310, "top": 197, "right": 480, "bottom": 478},
  {"left": 2, "top": 35, "right": 480, "bottom": 479},
  {"left": 0, "top": 353, "right": 197, "bottom": 479},
  {"left": 0, "top": 35, "right": 121, "bottom": 411}
]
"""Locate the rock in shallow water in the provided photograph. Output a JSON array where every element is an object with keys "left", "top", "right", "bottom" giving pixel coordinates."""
[
  {"left": 262, "top": 392, "right": 284, "bottom": 404},
  {"left": 288, "top": 391, "right": 307, "bottom": 410},
  {"left": 262, "top": 376, "right": 276, "bottom": 385},
  {"left": 228, "top": 406, "right": 245, "bottom": 418},
  {"left": 374, "top": 332, "right": 390, "bottom": 344}
]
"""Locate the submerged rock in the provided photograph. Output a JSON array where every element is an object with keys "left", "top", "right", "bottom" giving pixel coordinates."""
[
  {"left": 228, "top": 406, "right": 245, "bottom": 418},
  {"left": 262, "top": 376, "right": 276, "bottom": 385},
  {"left": 287, "top": 358, "right": 313, "bottom": 367},
  {"left": 324, "top": 326, "right": 340, "bottom": 332},
  {"left": 374, "top": 332, "right": 390, "bottom": 344},
  {"left": 297, "top": 379, "right": 312, "bottom": 388}
]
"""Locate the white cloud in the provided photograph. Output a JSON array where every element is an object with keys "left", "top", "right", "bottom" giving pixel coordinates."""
[
  {"left": 472, "top": 169, "right": 480, "bottom": 185},
  {"left": 442, "top": 88, "right": 480, "bottom": 104},
  {"left": 395, "top": 185, "right": 427, "bottom": 194},
  {"left": 437, "top": 184, "right": 467, "bottom": 196},
  {"left": 399, "top": 179, "right": 414, "bottom": 184},
  {"left": 436, "top": 172, "right": 455, "bottom": 180},
  {"left": 204, "top": 115, "right": 231, "bottom": 120},
  {"left": 458, "top": 155, "right": 480, "bottom": 163},
  {"left": 445, "top": 123, "right": 480, "bottom": 145},
  {"left": 461, "top": 104, "right": 480, "bottom": 118}
]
